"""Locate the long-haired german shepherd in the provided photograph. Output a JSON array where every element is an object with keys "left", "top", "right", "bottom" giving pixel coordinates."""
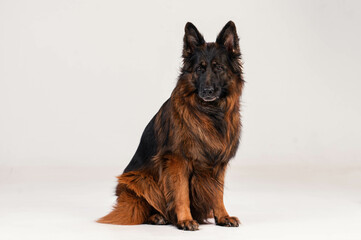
[{"left": 98, "top": 21, "right": 244, "bottom": 231}]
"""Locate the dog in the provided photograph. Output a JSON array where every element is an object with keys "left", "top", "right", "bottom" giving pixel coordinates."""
[{"left": 97, "top": 21, "right": 244, "bottom": 231}]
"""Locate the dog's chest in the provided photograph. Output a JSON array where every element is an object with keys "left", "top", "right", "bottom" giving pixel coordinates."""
[{"left": 183, "top": 116, "right": 240, "bottom": 164}]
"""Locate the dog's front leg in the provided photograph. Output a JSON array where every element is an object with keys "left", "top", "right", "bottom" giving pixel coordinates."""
[
  {"left": 160, "top": 155, "right": 199, "bottom": 231},
  {"left": 213, "top": 167, "right": 240, "bottom": 227}
]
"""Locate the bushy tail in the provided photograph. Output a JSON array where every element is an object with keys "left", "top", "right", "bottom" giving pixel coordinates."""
[
  {"left": 97, "top": 171, "right": 166, "bottom": 225},
  {"left": 97, "top": 185, "right": 151, "bottom": 225}
]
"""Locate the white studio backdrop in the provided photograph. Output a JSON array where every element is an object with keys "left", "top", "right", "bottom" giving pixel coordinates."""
[{"left": 0, "top": 0, "right": 360, "bottom": 168}]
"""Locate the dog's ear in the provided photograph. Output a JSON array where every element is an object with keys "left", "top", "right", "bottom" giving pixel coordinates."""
[
  {"left": 183, "top": 22, "right": 205, "bottom": 58},
  {"left": 216, "top": 21, "right": 240, "bottom": 56}
]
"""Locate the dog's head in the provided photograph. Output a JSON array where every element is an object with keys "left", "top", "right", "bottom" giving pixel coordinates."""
[{"left": 181, "top": 21, "right": 243, "bottom": 103}]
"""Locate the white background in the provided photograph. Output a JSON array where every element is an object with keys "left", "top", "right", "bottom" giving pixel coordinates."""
[{"left": 1, "top": 0, "right": 360, "bottom": 239}]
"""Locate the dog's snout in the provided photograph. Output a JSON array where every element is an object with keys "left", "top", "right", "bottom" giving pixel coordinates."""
[{"left": 202, "top": 87, "right": 214, "bottom": 96}]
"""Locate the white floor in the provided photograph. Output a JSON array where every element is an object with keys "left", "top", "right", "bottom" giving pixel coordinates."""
[{"left": 0, "top": 164, "right": 360, "bottom": 240}]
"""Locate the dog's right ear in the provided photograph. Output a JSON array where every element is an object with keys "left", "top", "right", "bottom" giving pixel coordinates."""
[{"left": 183, "top": 22, "right": 205, "bottom": 58}]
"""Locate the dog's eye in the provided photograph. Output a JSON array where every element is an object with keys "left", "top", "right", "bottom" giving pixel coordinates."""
[
  {"left": 196, "top": 66, "right": 203, "bottom": 73},
  {"left": 215, "top": 65, "right": 223, "bottom": 72}
]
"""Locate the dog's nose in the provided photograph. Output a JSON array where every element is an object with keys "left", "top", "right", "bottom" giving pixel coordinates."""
[{"left": 202, "top": 87, "right": 214, "bottom": 96}]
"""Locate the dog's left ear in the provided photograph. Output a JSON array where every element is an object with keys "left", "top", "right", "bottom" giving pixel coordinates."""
[{"left": 216, "top": 21, "right": 240, "bottom": 56}]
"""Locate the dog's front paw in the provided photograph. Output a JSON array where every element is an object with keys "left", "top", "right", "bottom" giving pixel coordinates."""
[
  {"left": 176, "top": 220, "right": 199, "bottom": 231},
  {"left": 215, "top": 216, "right": 240, "bottom": 227}
]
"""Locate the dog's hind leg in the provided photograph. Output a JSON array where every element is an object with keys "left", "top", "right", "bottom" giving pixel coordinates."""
[
  {"left": 117, "top": 171, "right": 167, "bottom": 217},
  {"left": 97, "top": 170, "right": 167, "bottom": 225},
  {"left": 147, "top": 213, "right": 168, "bottom": 225}
]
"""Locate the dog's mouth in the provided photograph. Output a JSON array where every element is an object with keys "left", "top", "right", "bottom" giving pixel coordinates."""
[{"left": 201, "top": 96, "right": 219, "bottom": 102}]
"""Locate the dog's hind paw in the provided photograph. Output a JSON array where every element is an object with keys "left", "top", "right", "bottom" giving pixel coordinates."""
[{"left": 147, "top": 213, "right": 168, "bottom": 225}]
